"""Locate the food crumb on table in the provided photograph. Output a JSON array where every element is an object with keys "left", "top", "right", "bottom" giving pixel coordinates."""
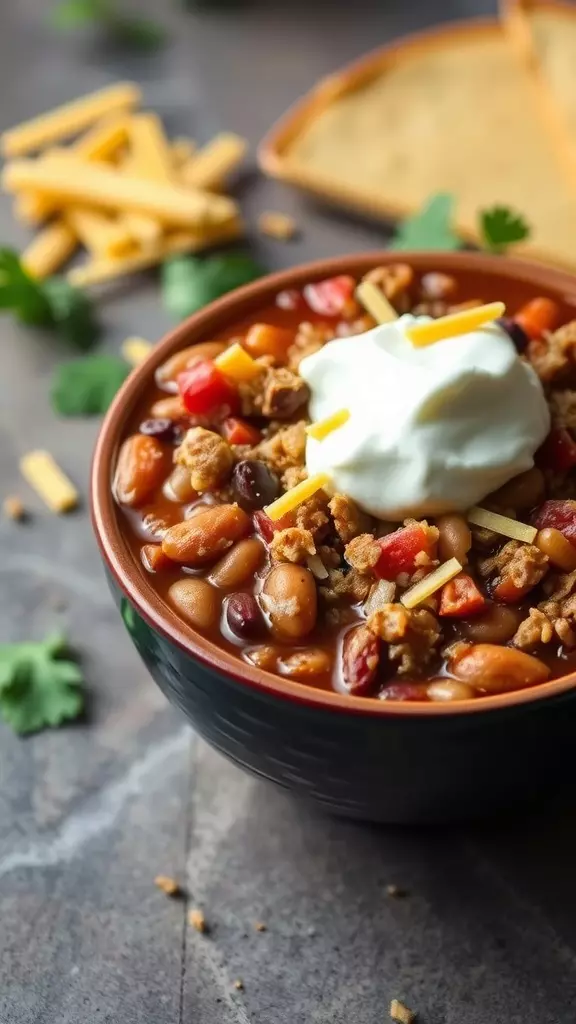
[
  {"left": 3, "top": 495, "right": 26, "bottom": 521},
  {"left": 386, "top": 884, "right": 408, "bottom": 898},
  {"left": 154, "top": 874, "right": 181, "bottom": 898},
  {"left": 233, "top": 978, "right": 244, "bottom": 991},
  {"left": 253, "top": 920, "right": 267, "bottom": 932},
  {"left": 390, "top": 998, "right": 416, "bottom": 1024},
  {"left": 188, "top": 907, "right": 208, "bottom": 933},
  {"left": 257, "top": 210, "right": 298, "bottom": 240}
]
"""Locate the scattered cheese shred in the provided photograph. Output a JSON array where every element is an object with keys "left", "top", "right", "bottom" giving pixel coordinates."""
[
  {"left": 3, "top": 156, "right": 238, "bottom": 228},
  {"left": 466, "top": 506, "right": 537, "bottom": 543},
  {"left": 390, "top": 998, "right": 416, "bottom": 1024},
  {"left": 3, "top": 496, "right": 26, "bottom": 521},
  {"left": 172, "top": 137, "right": 196, "bottom": 167},
  {"left": 64, "top": 207, "right": 134, "bottom": 259},
  {"left": 121, "top": 336, "right": 153, "bottom": 366},
  {"left": 257, "top": 210, "right": 297, "bottom": 240},
  {"left": 1, "top": 82, "right": 140, "bottom": 158},
  {"left": 400, "top": 558, "right": 462, "bottom": 610},
  {"left": 20, "top": 450, "right": 78, "bottom": 513},
  {"left": 406, "top": 302, "right": 506, "bottom": 347},
  {"left": 306, "top": 408, "right": 350, "bottom": 441},
  {"left": 214, "top": 342, "right": 261, "bottom": 382},
  {"left": 188, "top": 908, "right": 207, "bottom": 933},
  {"left": 180, "top": 132, "right": 247, "bottom": 191},
  {"left": 128, "top": 112, "right": 174, "bottom": 183},
  {"left": 355, "top": 280, "right": 398, "bottom": 324},
  {"left": 67, "top": 219, "right": 243, "bottom": 287},
  {"left": 21, "top": 220, "right": 77, "bottom": 279},
  {"left": 264, "top": 472, "right": 330, "bottom": 521}
]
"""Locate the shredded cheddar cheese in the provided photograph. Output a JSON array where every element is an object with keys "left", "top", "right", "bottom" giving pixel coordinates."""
[
  {"left": 21, "top": 220, "right": 78, "bottom": 279},
  {"left": 214, "top": 343, "right": 261, "bottom": 382},
  {"left": 64, "top": 207, "right": 134, "bottom": 259},
  {"left": 264, "top": 473, "right": 331, "bottom": 521},
  {"left": 400, "top": 558, "right": 462, "bottom": 609},
  {"left": 121, "top": 337, "right": 153, "bottom": 366},
  {"left": 20, "top": 451, "right": 78, "bottom": 513},
  {"left": 306, "top": 408, "right": 350, "bottom": 441},
  {"left": 1, "top": 82, "right": 140, "bottom": 158},
  {"left": 406, "top": 302, "right": 506, "bottom": 347},
  {"left": 466, "top": 506, "right": 537, "bottom": 543},
  {"left": 127, "top": 113, "right": 174, "bottom": 183},
  {"left": 355, "top": 280, "right": 398, "bottom": 324}
]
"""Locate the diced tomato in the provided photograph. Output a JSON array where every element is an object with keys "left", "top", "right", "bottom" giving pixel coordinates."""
[
  {"left": 253, "top": 509, "right": 293, "bottom": 542},
  {"left": 537, "top": 428, "right": 576, "bottom": 472},
  {"left": 532, "top": 499, "right": 576, "bottom": 547},
  {"left": 374, "top": 523, "right": 435, "bottom": 581},
  {"left": 439, "top": 574, "right": 486, "bottom": 618},
  {"left": 303, "top": 275, "right": 356, "bottom": 316},
  {"left": 514, "top": 297, "right": 560, "bottom": 341},
  {"left": 177, "top": 360, "right": 239, "bottom": 417},
  {"left": 244, "top": 323, "right": 294, "bottom": 361},
  {"left": 222, "top": 417, "right": 262, "bottom": 446},
  {"left": 379, "top": 682, "right": 429, "bottom": 702}
]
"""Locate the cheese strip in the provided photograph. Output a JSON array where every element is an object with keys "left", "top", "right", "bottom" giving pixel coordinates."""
[
  {"left": 21, "top": 220, "right": 78, "bottom": 279},
  {"left": 121, "top": 336, "right": 153, "bottom": 366},
  {"left": 257, "top": 210, "right": 297, "bottom": 240},
  {"left": 406, "top": 302, "right": 506, "bottom": 347},
  {"left": 1, "top": 82, "right": 140, "bottom": 158},
  {"left": 3, "top": 157, "right": 238, "bottom": 227},
  {"left": 466, "top": 506, "right": 537, "bottom": 543},
  {"left": 67, "top": 218, "right": 243, "bottom": 287},
  {"left": 119, "top": 152, "right": 163, "bottom": 247},
  {"left": 355, "top": 280, "right": 398, "bottom": 324},
  {"left": 15, "top": 115, "right": 130, "bottom": 225},
  {"left": 172, "top": 137, "right": 196, "bottom": 167},
  {"left": 306, "top": 408, "right": 350, "bottom": 441},
  {"left": 20, "top": 450, "right": 78, "bottom": 513},
  {"left": 64, "top": 207, "right": 134, "bottom": 259},
  {"left": 128, "top": 113, "right": 173, "bottom": 182},
  {"left": 214, "top": 343, "right": 260, "bottom": 382},
  {"left": 181, "top": 132, "right": 247, "bottom": 191},
  {"left": 401, "top": 558, "right": 462, "bottom": 610},
  {"left": 264, "top": 472, "right": 330, "bottom": 521}
]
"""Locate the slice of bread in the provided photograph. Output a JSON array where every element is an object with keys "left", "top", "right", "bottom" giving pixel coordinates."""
[{"left": 259, "top": 21, "right": 576, "bottom": 269}]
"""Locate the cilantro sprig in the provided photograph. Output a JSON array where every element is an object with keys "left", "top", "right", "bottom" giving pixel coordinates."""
[
  {"left": 51, "top": 354, "right": 130, "bottom": 416},
  {"left": 0, "top": 632, "right": 84, "bottom": 735},
  {"left": 51, "top": 0, "right": 165, "bottom": 49},
  {"left": 0, "top": 248, "right": 99, "bottom": 348},
  {"left": 161, "top": 252, "right": 263, "bottom": 322},
  {"left": 479, "top": 206, "right": 531, "bottom": 253},
  {"left": 389, "top": 195, "right": 531, "bottom": 255}
]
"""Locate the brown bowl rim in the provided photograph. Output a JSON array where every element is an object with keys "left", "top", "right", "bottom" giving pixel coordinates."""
[{"left": 91, "top": 250, "right": 576, "bottom": 717}]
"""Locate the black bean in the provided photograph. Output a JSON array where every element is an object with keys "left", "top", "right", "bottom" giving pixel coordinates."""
[
  {"left": 226, "top": 593, "right": 262, "bottom": 639},
  {"left": 232, "top": 460, "right": 281, "bottom": 512},
  {"left": 496, "top": 317, "right": 529, "bottom": 354},
  {"left": 139, "top": 418, "right": 181, "bottom": 443}
]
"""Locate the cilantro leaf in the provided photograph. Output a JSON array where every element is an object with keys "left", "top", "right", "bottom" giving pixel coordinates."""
[
  {"left": 390, "top": 193, "right": 461, "bottom": 252},
  {"left": 162, "top": 253, "right": 263, "bottom": 321},
  {"left": 51, "top": 0, "right": 103, "bottom": 27},
  {"left": 0, "top": 248, "right": 53, "bottom": 324},
  {"left": 0, "top": 632, "right": 84, "bottom": 735},
  {"left": 51, "top": 354, "right": 130, "bottom": 416},
  {"left": 51, "top": 0, "right": 165, "bottom": 49},
  {"left": 42, "top": 277, "right": 100, "bottom": 349},
  {"left": 479, "top": 205, "right": 531, "bottom": 253},
  {"left": 107, "top": 15, "right": 165, "bottom": 48}
]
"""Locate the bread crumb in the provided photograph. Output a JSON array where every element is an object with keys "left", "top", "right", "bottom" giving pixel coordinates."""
[
  {"left": 154, "top": 874, "right": 181, "bottom": 898},
  {"left": 3, "top": 495, "right": 26, "bottom": 521},
  {"left": 233, "top": 978, "right": 244, "bottom": 991},
  {"left": 386, "top": 884, "right": 408, "bottom": 898},
  {"left": 257, "top": 210, "right": 298, "bottom": 240},
  {"left": 390, "top": 998, "right": 416, "bottom": 1024},
  {"left": 188, "top": 908, "right": 208, "bottom": 933},
  {"left": 254, "top": 921, "right": 267, "bottom": 932}
]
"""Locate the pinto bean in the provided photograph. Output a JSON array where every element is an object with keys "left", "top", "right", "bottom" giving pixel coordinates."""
[
  {"left": 165, "top": 464, "right": 196, "bottom": 503},
  {"left": 536, "top": 528, "right": 576, "bottom": 572},
  {"left": 449, "top": 643, "right": 549, "bottom": 694},
  {"left": 278, "top": 648, "right": 331, "bottom": 679},
  {"left": 210, "top": 538, "right": 265, "bottom": 589},
  {"left": 341, "top": 624, "right": 380, "bottom": 697},
  {"left": 155, "top": 341, "right": 226, "bottom": 386},
  {"left": 114, "top": 434, "right": 169, "bottom": 507},
  {"left": 168, "top": 578, "right": 220, "bottom": 630},
  {"left": 460, "top": 604, "right": 523, "bottom": 643},
  {"left": 436, "top": 513, "right": 471, "bottom": 564},
  {"left": 489, "top": 467, "right": 545, "bottom": 511},
  {"left": 162, "top": 504, "right": 251, "bottom": 565},
  {"left": 427, "top": 679, "right": 475, "bottom": 702},
  {"left": 261, "top": 564, "right": 317, "bottom": 640}
]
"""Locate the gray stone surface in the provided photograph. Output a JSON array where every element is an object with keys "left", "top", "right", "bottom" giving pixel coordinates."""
[{"left": 2, "top": 1, "right": 576, "bottom": 1022}]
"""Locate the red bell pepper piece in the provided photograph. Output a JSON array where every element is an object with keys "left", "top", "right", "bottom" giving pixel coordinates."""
[
  {"left": 253, "top": 509, "right": 293, "bottom": 542},
  {"left": 439, "top": 574, "right": 486, "bottom": 618},
  {"left": 374, "top": 523, "right": 434, "bottom": 580},
  {"left": 222, "top": 417, "right": 262, "bottom": 446},
  {"left": 303, "top": 275, "right": 355, "bottom": 316},
  {"left": 538, "top": 428, "right": 576, "bottom": 472},
  {"left": 514, "top": 297, "right": 559, "bottom": 341},
  {"left": 532, "top": 500, "right": 576, "bottom": 547},
  {"left": 177, "top": 360, "right": 239, "bottom": 417}
]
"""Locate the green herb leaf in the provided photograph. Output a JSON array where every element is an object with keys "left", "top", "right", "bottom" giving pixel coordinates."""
[
  {"left": 51, "top": 0, "right": 165, "bottom": 48},
  {"left": 162, "top": 253, "right": 263, "bottom": 321},
  {"left": 0, "top": 632, "right": 84, "bottom": 735},
  {"left": 107, "top": 15, "right": 165, "bottom": 48},
  {"left": 51, "top": 354, "right": 129, "bottom": 416},
  {"left": 42, "top": 277, "right": 100, "bottom": 349},
  {"left": 390, "top": 193, "right": 461, "bottom": 252},
  {"left": 50, "top": 0, "right": 103, "bottom": 28},
  {"left": 479, "top": 205, "right": 531, "bottom": 253},
  {"left": 0, "top": 248, "right": 53, "bottom": 325}
]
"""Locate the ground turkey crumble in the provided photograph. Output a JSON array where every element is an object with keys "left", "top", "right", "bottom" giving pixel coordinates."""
[
  {"left": 478, "top": 540, "right": 549, "bottom": 596},
  {"left": 528, "top": 320, "right": 576, "bottom": 383},
  {"left": 329, "top": 493, "right": 372, "bottom": 544},
  {"left": 368, "top": 603, "right": 441, "bottom": 675},
  {"left": 175, "top": 427, "right": 233, "bottom": 492},
  {"left": 270, "top": 527, "right": 315, "bottom": 563}
]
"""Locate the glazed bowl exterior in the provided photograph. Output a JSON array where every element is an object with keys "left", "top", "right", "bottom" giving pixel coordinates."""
[{"left": 92, "top": 252, "right": 576, "bottom": 823}]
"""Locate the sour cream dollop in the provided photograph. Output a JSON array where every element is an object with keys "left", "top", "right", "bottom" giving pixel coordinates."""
[{"left": 299, "top": 314, "right": 550, "bottom": 520}]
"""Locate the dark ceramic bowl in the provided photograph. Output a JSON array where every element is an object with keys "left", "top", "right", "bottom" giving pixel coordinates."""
[{"left": 92, "top": 251, "right": 576, "bottom": 823}]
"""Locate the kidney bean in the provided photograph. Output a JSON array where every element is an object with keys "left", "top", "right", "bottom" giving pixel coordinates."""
[
  {"left": 341, "top": 624, "right": 380, "bottom": 696},
  {"left": 244, "top": 645, "right": 281, "bottom": 671},
  {"left": 461, "top": 604, "right": 523, "bottom": 643},
  {"left": 139, "top": 417, "right": 181, "bottom": 443},
  {"left": 276, "top": 289, "right": 304, "bottom": 312},
  {"left": 210, "top": 538, "right": 265, "bottom": 589},
  {"left": 278, "top": 648, "right": 331, "bottom": 679},
  {"left": 427, "top": 679, "right": 475, "bottom": 702},
  {"left": 436, "top": 513, "right": 472, "bottom": 564},
  {"left": 261, "top": 564, "right": 317, "bottom": 640},
  {"left": 155, "top": 341, "right": 226, "bottom": 387},
  {"left": 536, "top": 528, "right": 576, "bottom": 572},
  {"left": 114, "top": 434, "right": 169, "bottom": 507},
  {"left": 379, "top": 681, "right": 429, "bottom": 701},
  {"left": 490, "top": 467, "right": 545, "bottom": 511},
  {"left": 226, "top": 593, "right": 262, "bottom": 638},
  {"left": 449, "top": 643, "right": 549, "bottom": 694},
  {"left": 232, "top": 460, "right": 281, "bottom": 512},
  {"left": 162, "top": 504, "right": 251, "bottom": 565},
  {"left": 168, "top": 578, "right": 220, "bottom": 631},
  {"left": 496, "top": 316, "right": 529, "bottom": 354}
]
